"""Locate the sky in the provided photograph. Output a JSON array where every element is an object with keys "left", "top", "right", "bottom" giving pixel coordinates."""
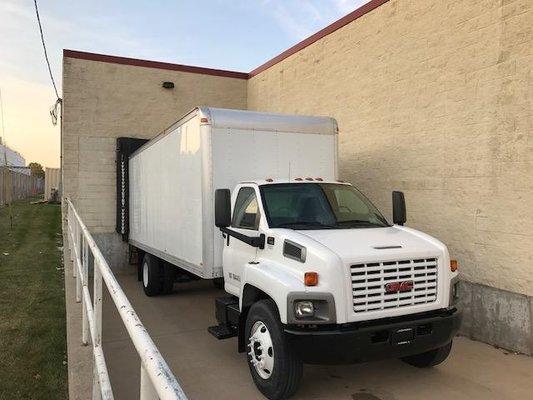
[{"left": 0, "top": 0, "right": 369, "bottom": 168}]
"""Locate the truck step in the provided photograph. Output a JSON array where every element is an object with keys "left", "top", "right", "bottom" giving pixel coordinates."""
[{"left": 208, "top": 324, "right": 238, "bottom": 340}]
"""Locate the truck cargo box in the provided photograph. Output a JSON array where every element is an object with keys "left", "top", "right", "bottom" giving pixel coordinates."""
[{"left": 129, "top": 107, "right": 338, "bottom": 278}]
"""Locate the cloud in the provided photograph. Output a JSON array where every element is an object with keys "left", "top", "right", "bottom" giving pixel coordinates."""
[
  {"left": 0, "top": 0, "right": 151, "bottom": 90},
  {"left": 258, "top": 0, "right": 371, "bottom": 41}
]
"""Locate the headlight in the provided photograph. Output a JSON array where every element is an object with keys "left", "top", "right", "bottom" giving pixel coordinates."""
[
  {"left": 287, "top": 293, "right": 336, "bottom": 324},
  {"left": 295, "top": 301, "right": 315, "bottom": 318}
]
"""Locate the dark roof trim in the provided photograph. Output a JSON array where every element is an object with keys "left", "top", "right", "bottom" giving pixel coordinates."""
[
  {"left": 63, "top": 0, "right": 389, "bottom": 80},
  {"left": 63, "top": 49, "right": 249, "bottom": 80},
  {"left": 249, "top": 0, "right": 390, "bottom": 77}
]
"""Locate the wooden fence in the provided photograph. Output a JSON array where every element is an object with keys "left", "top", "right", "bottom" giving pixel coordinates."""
[{"left": 0, "top": 167, "right": 44, "bottom": 206}]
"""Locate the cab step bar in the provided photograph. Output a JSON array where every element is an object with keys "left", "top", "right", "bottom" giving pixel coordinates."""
[{"left": 208, "top": 296, "right": 240, "bottom": 340}]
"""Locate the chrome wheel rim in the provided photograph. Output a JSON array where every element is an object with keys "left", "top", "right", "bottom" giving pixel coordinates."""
[
  {"left": 248, "top": 321, "right": 274, "bottom": 379},
  {"left": 143, "top": 261, "right": 149, "bottom": 287}
]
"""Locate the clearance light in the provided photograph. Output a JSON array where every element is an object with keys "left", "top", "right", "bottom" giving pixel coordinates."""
[
  {"left": 315, "top": 177, "right": 323, "bottom": 181},
  {"left": 305, "top": 177, "right": 313, "bottom": 181},
  {"left": 304, "top": 272, "right": 318, "bottom": 286},
  {"left": 200, "top": 117, "right": 209, "bottom": 123},
  {"left": 265, "top": 178, "right": 274, "bottom": 182},
  {"left": 450, "top": 259, "right": 458, "bottom": 272},
  {"left": 295, "top": 177, "right": 303, "bottom": 181}
]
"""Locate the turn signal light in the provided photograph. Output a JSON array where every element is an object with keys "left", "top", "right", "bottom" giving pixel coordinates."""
[
  {"left": 450, "top": 259, "right": 458, "bottom": 272},
  {"left": 304, "top": 272, "right": 318, "bottom": 286}
]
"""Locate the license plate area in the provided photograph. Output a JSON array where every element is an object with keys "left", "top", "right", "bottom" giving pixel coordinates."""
[{"left": 392, "top": 327, "right": 414, "bottom": 345}]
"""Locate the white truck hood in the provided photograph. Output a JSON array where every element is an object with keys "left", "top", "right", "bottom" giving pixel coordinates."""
[{"left": 297, "top": 226, "right": 442, "bottom": 262}]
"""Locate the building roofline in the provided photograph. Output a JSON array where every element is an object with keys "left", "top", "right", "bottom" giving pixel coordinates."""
[
  {"left": 249, "top": 0, "right": 389, "bottom": 77},
  {"left": 63, "top": 0, "right": 389, "bottom": 80},
  {"left": 62, "top": 49, "right": 250, "bottom": 80}
]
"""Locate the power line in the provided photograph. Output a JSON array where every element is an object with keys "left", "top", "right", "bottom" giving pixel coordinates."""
[{"left": 33, "top": 0, "right": 60, "bottom": 100}]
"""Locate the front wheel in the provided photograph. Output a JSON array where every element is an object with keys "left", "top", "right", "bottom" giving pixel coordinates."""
[
  {"left": 245, "top": 299, "right": 302, "bottom": 400},
  {"left": 401, "top": 341, "right": 453, "bottom": 367}
]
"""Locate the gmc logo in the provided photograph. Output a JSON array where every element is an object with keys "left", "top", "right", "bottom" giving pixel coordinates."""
[{"left": 385, "top": 280, "right": 414, "bottom": 293}]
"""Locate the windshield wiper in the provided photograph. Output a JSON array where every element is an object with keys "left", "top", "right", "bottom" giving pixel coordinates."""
[
  {"left": 276, "top": 221, "right": 337, "bottom": 229},
  {"left": 336, "top": 219, "right": 387, "bottom": 227}
]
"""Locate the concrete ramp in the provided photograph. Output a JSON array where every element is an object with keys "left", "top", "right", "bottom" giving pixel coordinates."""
[{"left": 95, "top": 273, "right": 533, "bottom": 400}]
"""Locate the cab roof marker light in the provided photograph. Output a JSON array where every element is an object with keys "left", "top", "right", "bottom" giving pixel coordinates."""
[
  {"left": 315, "top": 177, "right": 323, "bottom": 181},
  {"left": 305, "top": 177, "right": 313, "bottom": 181},
  {"left": 295, "top": 177, "right": 303, "bottom": 181},
  {"left": 265, "top": 178, "right": 274, "bottom": 182},
  {"left": 200, "top": 117, "right": 209, "bottom": 123}
]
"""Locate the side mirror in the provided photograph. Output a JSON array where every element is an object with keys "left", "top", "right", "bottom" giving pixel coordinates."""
[
  {"left": 392, "top": 191, "right": 406, "bottom": 226},
  {"left": 215, "top": 189, "right": 231, "bottom": 228}
]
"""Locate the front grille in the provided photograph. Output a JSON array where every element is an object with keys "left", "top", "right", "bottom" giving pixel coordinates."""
[{"left": 351, "top": 258, "right": 438, "bottom": 313}]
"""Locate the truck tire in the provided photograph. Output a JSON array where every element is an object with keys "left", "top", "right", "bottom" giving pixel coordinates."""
[
  {"left": 245, "top": 299, "right": 303, "bottom": 400},
  {"left": 161, "top": 262, "right": 175, "bottom": 294},
  {"left": 401, "top": 341, "right": 453, "bottom": 367},
  {"left": 142, "top": 254, "right": 162, "bottom": 297},
  {"left": 137, "top": 250, "right": 145, "bottom": 281}
]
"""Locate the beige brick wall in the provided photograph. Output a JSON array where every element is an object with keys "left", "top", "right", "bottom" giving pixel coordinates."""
[
  {"left": 62, "top": 57, "right": 248, "bottom": 234},
  {"left": 248, "top": 0, "right": 533, "bottom": 296}
]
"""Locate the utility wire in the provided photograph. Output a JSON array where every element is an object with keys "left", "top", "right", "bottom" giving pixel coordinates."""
[{"left": 33, "top": 0, "right": 60, "bottom": 100}]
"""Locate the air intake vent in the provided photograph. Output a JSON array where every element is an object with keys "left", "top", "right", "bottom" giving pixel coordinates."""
[{"left": 283, "top": 240, "right": 306, "bottom": 263}]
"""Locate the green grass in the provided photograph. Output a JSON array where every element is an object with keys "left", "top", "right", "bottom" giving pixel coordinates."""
[{"left": 0, "top": 199, "right": 67, "bottom": 400}]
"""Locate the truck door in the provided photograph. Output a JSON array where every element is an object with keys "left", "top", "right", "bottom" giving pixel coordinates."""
[{"left": 223, "top": 186, "right": 260, "bottom": 296}]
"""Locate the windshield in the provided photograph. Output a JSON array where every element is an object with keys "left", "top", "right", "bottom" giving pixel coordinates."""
[{"left": 260, "top": 183, "right": 389, "bottom": 229}]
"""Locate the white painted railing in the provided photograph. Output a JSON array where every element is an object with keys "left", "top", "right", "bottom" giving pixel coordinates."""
[{"left": 66, "top": 198, "right": 188, "bottom": 400}]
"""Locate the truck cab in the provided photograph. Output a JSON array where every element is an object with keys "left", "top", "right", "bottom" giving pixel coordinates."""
[{"left": 211, "top": 179, "right": 461, "bottom": 400}]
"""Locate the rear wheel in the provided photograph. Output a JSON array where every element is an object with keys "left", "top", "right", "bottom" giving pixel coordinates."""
[
  {"left": 142, "top": 254, "right": 161, "bottom": 296},
  {"left": 401, "top": 341, "right": 453, "bottom": 367},
  {"left": 137, "top": 251, "right": 145, "bottom": 281},
  {"left": 161, "top": 262, "right": 175, "bottom": 294},
  {"left": 245, "top": 299, "right": 302, "bottom": 400}
]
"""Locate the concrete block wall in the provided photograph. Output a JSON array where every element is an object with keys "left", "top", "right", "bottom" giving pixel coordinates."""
[
  {"left": 62, "top": 54, "right": 248, "bottom": 267},
  {"left": 247, "top": 0, "right": 533, "bottom": 353}
]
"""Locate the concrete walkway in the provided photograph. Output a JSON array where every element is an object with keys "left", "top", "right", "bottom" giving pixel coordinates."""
[{"left": 66, "top": 270, "right": 533, "bottom": 400}]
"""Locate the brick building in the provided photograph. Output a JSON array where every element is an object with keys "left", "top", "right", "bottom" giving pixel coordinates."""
[{"left": 62, "top": 0, "right": 533, "bottom": 354}]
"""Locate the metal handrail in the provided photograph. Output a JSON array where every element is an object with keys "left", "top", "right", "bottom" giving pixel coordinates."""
[{"left": 66, "top": 198, "right": 188, "bottom": 400}]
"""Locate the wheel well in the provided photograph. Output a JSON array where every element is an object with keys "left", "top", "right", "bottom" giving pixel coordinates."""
[
  {"left": 241, "top": 284, "right": 271, "bottom": 310},
  {"left": 238, "top": 284, "right": 276, "bottom": 353}
]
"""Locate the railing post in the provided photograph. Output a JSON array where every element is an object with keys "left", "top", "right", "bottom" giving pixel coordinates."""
[
  {"left": 93, "top": 258, "right": 103, "bottom": 346},
  {"left": 93, "top": 258, "right": 103, "bottom": 400},
  {"left": 82, "top": 237, "right": 90, "bottom": 345},
  {"left": 140, "top": 365, "right": 159, "bottom": 400},
  {"left": 75, "top": 218, "right": 82, "bottom": 303}
]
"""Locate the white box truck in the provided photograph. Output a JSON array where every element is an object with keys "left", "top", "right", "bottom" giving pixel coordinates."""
[{"left": 127, "top": 107, "right": 461, "bottom": 400}]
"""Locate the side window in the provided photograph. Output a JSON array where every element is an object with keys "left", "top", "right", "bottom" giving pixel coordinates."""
[{"left": 232, "top": 187, "right": 260, "bottom": 230}]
